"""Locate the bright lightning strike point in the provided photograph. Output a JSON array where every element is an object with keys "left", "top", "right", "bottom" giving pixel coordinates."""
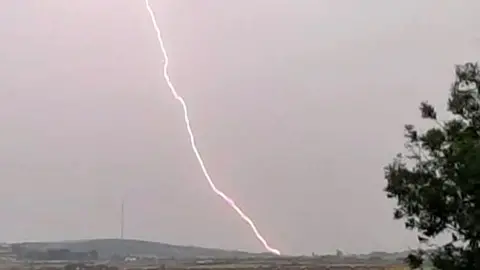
[{"left": 144, "top": 0, "right": 281, "bottom": 256}]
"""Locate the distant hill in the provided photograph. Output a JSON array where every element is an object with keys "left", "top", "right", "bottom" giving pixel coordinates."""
[
  {"left": 17, "top": 239, "right": 257, "bottom": 259},
  {"left": 13, "top": 239, "right": 414, "bottom": 263}
]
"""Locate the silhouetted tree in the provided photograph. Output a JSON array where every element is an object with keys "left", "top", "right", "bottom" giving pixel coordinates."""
[
  {"left": 335, "top": 249, "right": 344, "bottom": 257},
  {"left": 384, "top": 62, "right": 480, "bottom": 269}
]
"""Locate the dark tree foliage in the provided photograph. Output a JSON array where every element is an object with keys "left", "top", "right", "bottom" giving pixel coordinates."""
[{"left": 384, "top": 62, "right": 480, "bottom": 269}]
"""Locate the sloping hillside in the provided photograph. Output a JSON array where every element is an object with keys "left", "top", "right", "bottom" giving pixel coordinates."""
[{"left": 18, "top": 239, "right": 256, "bottom": 259}]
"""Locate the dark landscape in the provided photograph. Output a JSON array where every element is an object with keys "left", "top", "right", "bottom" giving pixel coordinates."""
[{"left": 0, "top": 239, "right": 408, "bottom": 270}]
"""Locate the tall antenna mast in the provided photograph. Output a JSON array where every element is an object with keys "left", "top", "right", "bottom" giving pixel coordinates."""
[{"left": 121, "top": 199, "right": 125, "bottom": 239}]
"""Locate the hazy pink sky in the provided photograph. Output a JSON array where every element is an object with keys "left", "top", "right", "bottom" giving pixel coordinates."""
[{"left": 0, "top": 0, "right": 479, "bottom": 255}]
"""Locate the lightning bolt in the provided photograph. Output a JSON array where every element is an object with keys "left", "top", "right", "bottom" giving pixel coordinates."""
[{"left": 144, "top": 0, "right": 281, "bottom": 255}]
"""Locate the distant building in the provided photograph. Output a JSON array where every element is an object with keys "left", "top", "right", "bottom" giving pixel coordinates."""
[
  {"left": 0, "top": 243, "right": 16, "bottom": 261},
  {"left": 124, "top": 256, "right": 137, "bottom": 262},
  {"left": 123, "top": 254, "right": 158, "bottom": 262}
]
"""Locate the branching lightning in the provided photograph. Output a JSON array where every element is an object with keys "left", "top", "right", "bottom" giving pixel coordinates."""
[{"left": 144, "top": 0, "right": 281, "bottom": 255}]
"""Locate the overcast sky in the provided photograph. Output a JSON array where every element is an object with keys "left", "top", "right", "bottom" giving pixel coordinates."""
[{"left": 0, "top": 0, "right": 479, "bottom": 255}]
